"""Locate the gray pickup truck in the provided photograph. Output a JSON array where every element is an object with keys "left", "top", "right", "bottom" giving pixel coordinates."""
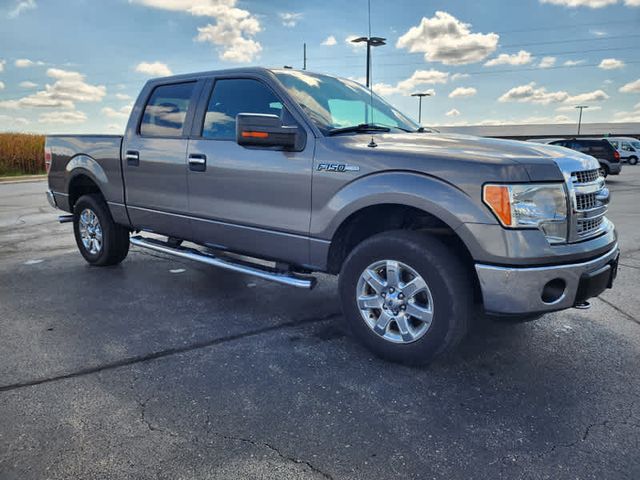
[{"left": 46, "top": 68, "right": 619, "bottom": 364}]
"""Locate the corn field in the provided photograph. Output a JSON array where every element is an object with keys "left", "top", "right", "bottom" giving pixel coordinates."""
[{"left": 0, "top": 133, "right": 46, "bottom": 176}]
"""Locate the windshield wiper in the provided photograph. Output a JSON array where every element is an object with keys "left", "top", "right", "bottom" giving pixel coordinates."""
[{"left": 327, "top": 123, "right": 391, "bottom": 136}]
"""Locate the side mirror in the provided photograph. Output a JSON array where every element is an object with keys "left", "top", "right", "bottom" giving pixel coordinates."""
[{"left": 236, "top": 113, "right": 300, "bottom": 149}]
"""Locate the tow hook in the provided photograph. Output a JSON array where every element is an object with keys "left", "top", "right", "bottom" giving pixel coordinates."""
[{"left": 574, "top": 301, "right": 591, "bottom": 310}]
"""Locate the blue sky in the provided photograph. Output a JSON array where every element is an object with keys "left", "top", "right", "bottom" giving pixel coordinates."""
[{"left": 0, "top": 0, "right": 639, "bottom": 133}]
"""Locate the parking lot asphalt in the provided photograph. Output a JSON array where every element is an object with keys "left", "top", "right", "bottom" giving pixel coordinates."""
[{"left": 0, "top": 169, "right": 639, "bottom": 480}]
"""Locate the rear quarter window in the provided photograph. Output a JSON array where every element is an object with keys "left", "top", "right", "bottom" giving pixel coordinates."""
[{"left": 140, "top": 82, "right": 196, "bottom": 137}]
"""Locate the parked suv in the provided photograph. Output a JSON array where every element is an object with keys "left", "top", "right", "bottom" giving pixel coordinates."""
[
  {"left": 605, "top": 137, "right": 639, "bottom": 165},
  {"left": 549, "top": 139, "right": 621, "bottom": 176}
]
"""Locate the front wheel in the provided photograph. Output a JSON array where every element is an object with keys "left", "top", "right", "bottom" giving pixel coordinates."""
[
  {"left": 73, "top": 194, "right": 130, "bottom": 266},
  {"left": 338, "top": 231, "right": 473, "bottom": 365},
  {"left": 628, "top": 156, "right": 638, "bottom": 166},
  {"left": 599, "top": 165, "right": 609, "bottom": 178}
]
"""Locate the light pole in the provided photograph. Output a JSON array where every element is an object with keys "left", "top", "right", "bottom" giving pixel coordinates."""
[
  {"left": 351, "top": 36, "right": 386, "bottom": 88},
  {"left": 411, "top": 92, "right": 431, "bottom": 125},
  {"left": 575, "top": 105, "right": 589, "bottom": 135}
]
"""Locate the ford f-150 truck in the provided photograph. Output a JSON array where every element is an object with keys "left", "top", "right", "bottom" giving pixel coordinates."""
[{"left": 46, "top": 68, "right": 619, "bottom": 364}]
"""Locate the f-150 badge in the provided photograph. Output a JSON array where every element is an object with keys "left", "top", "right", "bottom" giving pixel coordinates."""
[{"left": 317, "top": 163, "right": 360, "bottom": 172}]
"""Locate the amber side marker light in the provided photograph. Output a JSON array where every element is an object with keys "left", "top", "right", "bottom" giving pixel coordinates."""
[
  {"left": 483, "top": 185, "right": 512, "bottom": 226},
  {"left": 241, "top": 131, "right": 269, "bottom": 138}
]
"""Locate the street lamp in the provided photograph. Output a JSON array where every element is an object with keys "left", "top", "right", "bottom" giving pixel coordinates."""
[
  {"left": 411, "top": 92, "right": 431, "bottom": 125},
  {"left": 575, "top": 105, "right": 589, "bottom": 135},
  {"left": 351, "top": 36, "right": 386, "bottom": 88}
]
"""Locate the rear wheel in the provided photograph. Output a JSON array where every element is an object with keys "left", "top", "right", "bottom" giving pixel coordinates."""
[
  {"left": 73, "top": 194, "right": 130, "bottom": 266},
  {"left": 628, "top": 156, "right": 638, "bottom": 166},
  {"left": 338, "top": 230, "right": 473, "bottom": 365}
]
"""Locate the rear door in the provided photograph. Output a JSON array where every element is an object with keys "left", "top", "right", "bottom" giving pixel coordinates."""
[
  {"left": 123, "top": 81, "right": 202, "bottom": 238},
  {"left": 186, "top": 75, "right": 314, "bottom": 266}
]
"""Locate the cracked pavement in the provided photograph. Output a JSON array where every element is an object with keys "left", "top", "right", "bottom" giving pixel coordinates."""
[{"left": 0, "top": 171, "right": 639, "bottom": 479}]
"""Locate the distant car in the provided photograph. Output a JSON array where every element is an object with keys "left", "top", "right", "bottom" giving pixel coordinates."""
[
  {"left": 549, "top": 139, "right": 621, "bottom": 177},
  {"left": 605, "top": 137, "right": 639, "bottom": 165}
]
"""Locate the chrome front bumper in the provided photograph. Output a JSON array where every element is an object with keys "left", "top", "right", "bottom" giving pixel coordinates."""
[{"left": 475, "top": 243, "right": 619, "bottom": 315}]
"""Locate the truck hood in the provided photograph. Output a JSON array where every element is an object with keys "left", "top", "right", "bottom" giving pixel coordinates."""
[{"left": 330, "top": 132, "right": 600, "bottom": 181}]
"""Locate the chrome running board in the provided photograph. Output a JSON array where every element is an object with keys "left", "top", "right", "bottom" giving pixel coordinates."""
[{"left": 130, "top": 235, "right": 316, "bottom": 289}]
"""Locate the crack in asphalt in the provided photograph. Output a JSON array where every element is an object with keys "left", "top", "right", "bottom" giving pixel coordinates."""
[
  {"left": 137, "top": 396, "right": 179, "bottom": 438},
  {"left": 596, "top": 297, "right": 640, "bottom": 326},
  {"left": 0, "top": 312, "right": 341, "bottom": 394},
  {"left": 204, "top": 422, "right": 334, "bottom": 479}
]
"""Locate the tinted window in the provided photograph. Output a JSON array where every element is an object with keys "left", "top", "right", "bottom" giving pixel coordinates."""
[
  {"left": 140, "top": 82, "right": 195, "bottom": 137},
  {"left": 202, "top": 79, "right": 283, "bottom": 140}
]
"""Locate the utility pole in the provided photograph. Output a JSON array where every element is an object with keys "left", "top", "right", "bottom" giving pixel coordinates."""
[
  {"left": 411, "top": 92, "right": 431, "bottom": 125},
  {"left": 303, "top": 43, "right": 307, "bottom": 70},
  {"left": 575, "top": 105, "right": 589, "bottom": 135}
]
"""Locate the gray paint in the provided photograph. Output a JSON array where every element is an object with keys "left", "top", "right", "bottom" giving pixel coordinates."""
[{"left": 46, "top": 67, "right": 616, "bottom": 277}]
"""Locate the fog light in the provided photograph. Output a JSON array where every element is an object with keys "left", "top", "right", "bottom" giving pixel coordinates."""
[{"left": 541, "top": 278, "right": 566, "bottom": 304}]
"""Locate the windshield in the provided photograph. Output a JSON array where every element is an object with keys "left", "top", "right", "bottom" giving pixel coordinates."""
[
  {"left": 272, "top": 70, "right": 419, "bottom": 135},
  {"left": 632, "top": 141, "right": 640, "bottom": 149}
]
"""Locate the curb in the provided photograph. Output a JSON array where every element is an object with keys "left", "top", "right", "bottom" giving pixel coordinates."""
[{"left": 0, "top": 175, "right": 47, "bottom": 184}]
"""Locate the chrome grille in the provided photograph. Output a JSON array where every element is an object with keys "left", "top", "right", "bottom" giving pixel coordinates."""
[
  {"left": 573, "top": 169, "right": 601, "bottom": 184},
  {"left": 577, "top": 217, "right": 604, "bottom": 236},
  {"left": 575, "top": 192, "right": 597, "bottom": 211},
  {"left": 569, "top": 169, "right": 609, "bottom": 242}
]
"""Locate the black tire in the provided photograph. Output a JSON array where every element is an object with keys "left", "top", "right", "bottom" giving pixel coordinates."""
[
  {"left": 629, "top": 156, "right": 638, "bottom": 166},
  {"left": 73, "top": 194, "right": 130, "bottom": 266},
  {"left": 338, "top": 230, "right": 473, "bottom": 365}
]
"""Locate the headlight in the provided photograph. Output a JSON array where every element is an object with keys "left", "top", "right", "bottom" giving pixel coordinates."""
[{"left": 483, "top": 183, "right": 568, "bottom": 244}]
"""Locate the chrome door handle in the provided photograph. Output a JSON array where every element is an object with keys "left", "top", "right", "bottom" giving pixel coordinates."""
[
  {"left": 126, "top": 150, "right": 139, "bottom": 166},
  {"left": 188, "top": 154, "right": 207, "bottom": 172}
]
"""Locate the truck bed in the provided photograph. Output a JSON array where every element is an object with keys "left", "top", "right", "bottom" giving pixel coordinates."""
[{"left": 46, "top": 135, "right": 125, "bottom": 214}]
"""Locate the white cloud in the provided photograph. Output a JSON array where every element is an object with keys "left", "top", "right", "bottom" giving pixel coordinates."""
[
  {"left": 599, "top": 58, "right": 625, "bottom": 70},
  {"left": 565, "top": 90, "right": 609, "bottom": 103},
  {"left": 321, "top": 35, "right": 337, "bottom": 46},
  {"left": 135, "top": 61, "right": 173, "bottom": 77},
  {"left": 449, "top": 86, "right": 477, "bottom": 98},
  {"left": 15, "top": 58, "right": 43, "bottom": 68},
  {"left": 564, "top": 59, "right": 585, "bottom": 66},
  {"left": 0, "top": 81, "right": 4, "bottom": 90},
  {"left": 115, "top": 93, "right": 132, "bottom": 100},
  {"left": 38, "top": 110, "right": 87, "bottom": 124},
  {"left": 19, "top": 81, "right": 37, "bottom": 88},
  {"left": 485, "top": 50, "right": 533, "bottom": 67},
  {"left": 279, "top": 12, "right": 302, "bottom": 27},
  {"left": 451, "top": 73, "right": 469, "bottom": 81},
  {"left": 101, "top": 104, "right": 133, "bottom": 119},
  {"left": 624, "top": 0, "right": 640, "bottom": 5},
  {"left": 0, "top": 68, "right": 106, "bottom": 109},
  {"left": 107, "top": 123, "right": 123, "bottom": 132},
  {"left": 620, "top": 78, "right": 640, "bottom": 93},
  {"left": 499, "top": 82, "right": 609, "bottom": 105},
  {"left": 0, "top": 114, "right": 29, "bottom": 125},
  {"left": 0, "top": 60, "right": 5, "bottom": 72},
  {"left": 373, "top": 69, "right": 449, "bottom": 96},
  {"left": 8, "top": 0, "right": 36, "bottom": 18},
  {"left": 446, "top": 108, "right": 460, "bottom": 117},
  {"left": 540, "top": 0, "right": 617, "bottom": 7},
  {"left": 396, "top": 11, "right": 499, "bottom": 65},
  {"left": 538, "top": 56, "right": 557, "bottom": 68},
  {"left": 130, "top": 0, "right": 262, "bottom": 63}
]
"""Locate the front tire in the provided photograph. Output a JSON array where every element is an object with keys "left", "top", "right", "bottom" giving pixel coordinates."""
[
  {"left": 338, "top": 230, "right": 473, "bottom": 365},
  {"left": 628, "top": 156, "right": 638, "bottom": 166},
  {"left": 73, "top": 194, "right": 130, "bottom": 266}
]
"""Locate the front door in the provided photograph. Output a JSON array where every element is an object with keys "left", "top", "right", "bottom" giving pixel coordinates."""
[
  {"left": 186, "top": 77, "right": 314, "bottom": 266},
  {"left": 123, "top": 81, "right": 199, "bottom": 238}
]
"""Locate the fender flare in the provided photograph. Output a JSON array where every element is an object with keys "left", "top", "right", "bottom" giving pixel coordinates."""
[{"left": 313, "top": 171, "right": 497, "bottom": 241}]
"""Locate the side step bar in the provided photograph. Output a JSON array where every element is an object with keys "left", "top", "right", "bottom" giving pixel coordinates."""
[
  {"left": 130, "top": 235, "right": 317, "bottom": 289},
  {"left": 58, "top": 214, "right": 74, "bottom": 224}
]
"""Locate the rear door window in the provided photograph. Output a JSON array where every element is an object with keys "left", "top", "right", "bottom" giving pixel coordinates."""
[{"left": 140, "top": 82, "right": 196, "bottom": 137}]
